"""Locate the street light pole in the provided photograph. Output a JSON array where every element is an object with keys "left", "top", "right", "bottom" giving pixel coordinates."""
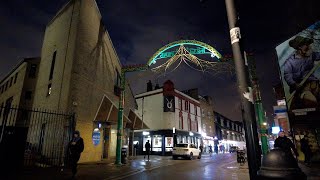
[
  {"left": 224, "top": 0, "right": 260, "bottom": 179},
  {"left": 115, "top": 65, "right": 149, "bottom": 165}
]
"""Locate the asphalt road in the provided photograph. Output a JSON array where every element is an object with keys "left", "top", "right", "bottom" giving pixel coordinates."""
[{"left": 118, "top": 153, "right": 249, "bottom": 180}]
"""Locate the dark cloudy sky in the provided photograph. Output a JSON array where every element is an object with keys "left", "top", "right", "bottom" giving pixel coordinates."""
[{"left": 1, "top": 0, "right": 319, "bottom": 122}]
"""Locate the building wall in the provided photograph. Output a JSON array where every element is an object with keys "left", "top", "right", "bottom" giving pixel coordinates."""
[
  {"left": 0, "top": 63, "right": 27, "bottom": 126},
  {"left": 32, "top": 0, "right": 137, "bottom": 162},
  {"left": 19, "top": 58, "right": 41, "bottom": 109},
  {"left": 200, "top": 97, "right": 216, "bottom": 137},
  {"left": 136, "top": 92, "right": 163, "bottom": 129},
  {"left": 32, "top": 0, "right": 80, "bottom": 110}
]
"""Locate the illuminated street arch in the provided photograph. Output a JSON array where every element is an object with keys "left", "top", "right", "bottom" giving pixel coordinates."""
[{"left": 147, "top": 40, "right": 231, "bottom": 74}]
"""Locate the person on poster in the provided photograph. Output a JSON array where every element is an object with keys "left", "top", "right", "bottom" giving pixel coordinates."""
[
  {"left": 68, "top": 130, "right": 84, "bottom": 178},
  {"left": 283, "top": 35, "right": 320, "bottom": 109}
]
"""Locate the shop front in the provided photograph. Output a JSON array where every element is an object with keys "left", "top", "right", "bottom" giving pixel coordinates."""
[{"left": 133, "top": 129, "right": 201, "bottom": 156}]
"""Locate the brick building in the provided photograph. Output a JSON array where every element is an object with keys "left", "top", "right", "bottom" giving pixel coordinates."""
[{"left": 30, "top": 0, "right": 141, "bottom": 162}]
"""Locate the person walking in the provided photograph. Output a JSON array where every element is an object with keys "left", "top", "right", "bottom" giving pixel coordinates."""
[
  {"left": 134, "top": 142, "right": 139, "bottom": 156},
  {"left": 214, "top": 144, "right": 219, "bottom": 154},
  {"left": 144, "top": 140, "right": 151, "bottom": 161},
  {"left": 274, "top": 131, "right": 299, "bottom": 159},
  {"left": 68, "top": 130, "right": 84, "bottom": 178},
  {"left": 208, "top": 144, "right": 213, "bottom": 157},
  {"left": 199, "top": 144, "right": 203, "bottom": 158},
  {"left": 300, "top": 136, "right": 312, "bottom": 165}
]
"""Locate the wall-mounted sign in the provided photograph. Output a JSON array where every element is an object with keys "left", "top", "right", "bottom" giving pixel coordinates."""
[
  {"left": 92, "top": 129, "right": 101, "bottom": 146},
  {"left": 164, "top": 95, "right": 175, "bottom": 112}
]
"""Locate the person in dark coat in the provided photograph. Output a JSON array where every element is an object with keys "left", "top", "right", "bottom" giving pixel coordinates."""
[
  {"left": 274, "top": 131, "right": 298, "bottom": 158},
  {"left": 69, "top": 130, "right": 84, "bottom": 178},
  {"left": 300, "top": 136, "right": 312, "bottom": 165},
  {"left": 144, "top": 140, "right": 151, "bottom": 161}
]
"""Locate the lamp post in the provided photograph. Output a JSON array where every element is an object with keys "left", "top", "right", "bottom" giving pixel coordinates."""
[
  {"left": 115, "top": 65, "right": 148, "bottom": 165},
  {"left": 224, "top": 0, "right": 260, "bottom": 179}
]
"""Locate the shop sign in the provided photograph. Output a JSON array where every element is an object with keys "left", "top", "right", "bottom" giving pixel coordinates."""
[{"left": 92, "top": 129, "right": 101, "bottom": 146}]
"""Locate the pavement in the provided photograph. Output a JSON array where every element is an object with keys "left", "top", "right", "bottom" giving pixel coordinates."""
[
  {"left": 4, "top": 153, "right": 320, "bottom": 180},
  {"left": 299, "top": 162, "right": 320, "bottom": 180}
]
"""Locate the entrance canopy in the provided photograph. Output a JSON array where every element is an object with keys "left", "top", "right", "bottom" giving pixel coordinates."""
[{"left": 94, "top": 95, "right": 147, "bottom": 129}]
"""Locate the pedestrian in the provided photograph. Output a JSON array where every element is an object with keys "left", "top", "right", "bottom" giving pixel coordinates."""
[
  {"left": 199, "top": 144, "right": 203, "bottom": 158},
  {"left": 274, "top": 131, "right": 299, "bottom": 159},
  {"left": 144, "top": 140, "right": 151, "bottom": 161},
  {"left": 68, "top": 130, "right": 84, "bottom": 178},
  {"left": 134, "top": 142, "right": 139, "bottom": 156},
  {"left": 214, "top": 145, "right": 218, "bottom": 154},
  {"left": 208, "top": 144, "right": 213, "bottom": 157},
  {"left": 300, "top": 136, "right": 312, "bottom": 165}
]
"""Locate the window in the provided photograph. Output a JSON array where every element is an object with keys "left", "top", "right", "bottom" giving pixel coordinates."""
[
  {"left": 0, "top": 86, "right": 2, "bottom": 94},
  {"left": 202, "top": 109, "right": 205, "bottom": 117},
  {"left": 49, "top": 51, "right": 57, "bottom": 80},
  {"left": 185, "top": 101, "right": 189, "bottom": 111},
  {"left": 29, "top": 64, "right": 37, "bottom": 78},
  {"left": 0, "top": 102, "right": 3, "bottom": 118},
  {"left": 47, "top": 84, "right": 52, "bottom": 96},
  {"left": 178, "top": 98, "right": 182, "bottom": 110},
  {"left": 5, "top": 81, "right": 8, "bottom": 91},
  {"left": 195, "top": 106, "right": 197, "bottom": 115},
  {"left": 115, "top": 69, "right": 121, "bottom": 87},
  {"left": 9, "top": 77, "right": 13, "bottom": 87},
  {"left": 14, "top": 73, "right": 18, "bottom": 84},
  {"left": 25, "top": 91, "right": 32, "bottom": 100}
]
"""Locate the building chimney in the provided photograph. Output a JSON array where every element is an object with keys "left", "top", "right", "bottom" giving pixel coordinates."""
[
  {"left": 155, "top": 83, "right": 160, "bottom": 90},
  {"left": 147, "top": 80, "right": 153, "bottom": 92}
]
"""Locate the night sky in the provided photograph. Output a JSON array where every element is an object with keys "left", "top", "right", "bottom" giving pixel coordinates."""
[{"left": 0, "top": 0, "right": 319, "bottom": 122}]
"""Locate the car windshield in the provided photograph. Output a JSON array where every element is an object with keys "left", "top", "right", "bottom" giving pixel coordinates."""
[{"left": 175, "top": 144, "right": 188, "bottom": 148}]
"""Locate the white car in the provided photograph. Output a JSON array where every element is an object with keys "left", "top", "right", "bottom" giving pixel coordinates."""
[{"left": 172, "top": 143, "right": 201, "bottom": 160}]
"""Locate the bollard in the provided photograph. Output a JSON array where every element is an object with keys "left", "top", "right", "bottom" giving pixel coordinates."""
[{"left": 257, "top": 148, "right": 306, "bottom": 180}]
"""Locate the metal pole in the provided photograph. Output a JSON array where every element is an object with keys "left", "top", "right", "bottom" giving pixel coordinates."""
[
  {"left": 115, "top": 71, "right": 126, "bottom": 165},
  {"left": 224, "top": 0, "right": 260, "bottom": 179},
  {"left": 253, "top": 81, "right": 268, "bottom": 155}
]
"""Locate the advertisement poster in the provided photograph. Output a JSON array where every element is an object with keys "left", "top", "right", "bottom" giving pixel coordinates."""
[{"left": 276, "top": 21, "right": 320, "bottom": 113}]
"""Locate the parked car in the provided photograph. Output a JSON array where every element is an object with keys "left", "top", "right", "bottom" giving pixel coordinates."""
[
  {"left": 172, "top": 143, "right": 201, "bottom": 160},
  {"left": 229, "top": 146, "right": 238, "bottom": 153}
]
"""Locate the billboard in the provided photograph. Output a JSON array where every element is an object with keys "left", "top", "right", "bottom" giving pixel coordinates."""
[{"left": 276, "top": 21, "right": 320, "bottom": 113}]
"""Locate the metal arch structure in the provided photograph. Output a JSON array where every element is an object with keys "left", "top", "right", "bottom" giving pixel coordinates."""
[
  {"left": 115, "top": 40, "right": 232, "bottom": 165},
  {"left": 147, "top": 40, "right": 223, "bottom": 66}
]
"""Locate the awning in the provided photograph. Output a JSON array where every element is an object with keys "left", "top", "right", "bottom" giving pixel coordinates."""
[
  {"left": 94, "top": 95, "right": 130, "bottom": 125},
  {"left": 126, "top": 109, "right": 148, "bottom": 130}
]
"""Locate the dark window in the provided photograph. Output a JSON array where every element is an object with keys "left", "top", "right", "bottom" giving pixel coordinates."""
[
  {"left": 176, "top": 144, "right": 188, "bottom": 148},
  {"left": 9, "top": 77, "right": 13, "bottom": 87},
  {"left": 0, "top": 86, "right": 2, "bottom": 94},
  {"left": 0, "top": 102, "right": 3, "bottom": 118},
  {"left": 14, "top": 73, "right": 18, "bottom": 83},
  {"left": 5, "top": 81, "right": 8, "bottom": 91},
  {"left": 195, "top": 106, "right": 197, "bottom": 115},
  {"left": 47, "top": 84, "right": 52, "bottom": 96},
  {"left": 25, "top": 91, "right": 32, "bottom": 100},
  {"left": 115, "top": 69, "right": 121, "bottom": 87},
  {"left": 185, "top": 101, "right": 189, "bottom": 111},
  {"left": 29, "top": 64, "right": 37, "bottom": 78},
  {"left": 49, "top": 51, "right": 57, "bottom": 80}
]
